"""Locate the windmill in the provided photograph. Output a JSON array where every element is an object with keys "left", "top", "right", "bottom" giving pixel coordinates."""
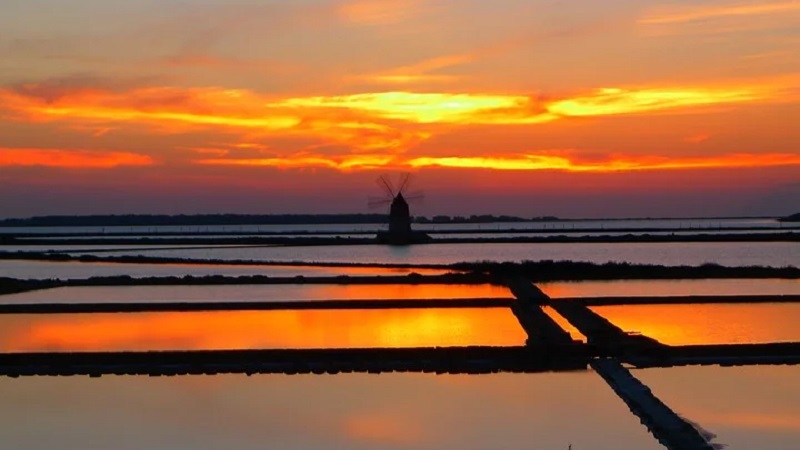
[{"left": 369, "top": 174, "right": 430, "bottom": 245}]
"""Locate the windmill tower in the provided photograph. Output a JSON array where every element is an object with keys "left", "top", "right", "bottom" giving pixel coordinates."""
[{"left": 370, "top": 174, "right": 430, "bottom": 245}]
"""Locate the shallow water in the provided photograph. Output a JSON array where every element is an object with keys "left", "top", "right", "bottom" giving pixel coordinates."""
[
  {"left": 0, "top": 308, "right": 525, "bottom": 351},
  {"left": 0, "top": 372, "right": 665, "bottom": 450},
  {"left": 0, "top": 284, "right": 512, "bottom": 304},
  {"left": 63, "top": 241, "right": 798, "bottom": 267},
  {"left": 590, "top": 304, "right": 800, "bottom": 345},
  {"left": 539, "top": 279, "right": 800, "bottom": 298},
  {"left": 635, "top": 365, "right": 800, "bottom": 450}
]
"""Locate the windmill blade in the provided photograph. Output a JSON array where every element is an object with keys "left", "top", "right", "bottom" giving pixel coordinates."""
[
  {"left": 367, "top": 196, "right": 393, "bottom": 209},
  {"left": 376, "top": 175, "right": 395, "bottom": 198},
  {"left": 403, "top": 190, "right": 425, "bottom": 203},
  {"left": 397, "top": 172, "right": 413, "bottom": 194}
]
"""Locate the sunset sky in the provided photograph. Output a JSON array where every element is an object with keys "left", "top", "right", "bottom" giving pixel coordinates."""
[{"left": 1, "top": 0, "right": 799, "bottom": 218}]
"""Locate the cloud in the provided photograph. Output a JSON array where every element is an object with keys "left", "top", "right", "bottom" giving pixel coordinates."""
[
  {"left": 196, "top": 154, "right": 395, "bottom": 171},
  {"left": 336, "top": 0, "right": 428, "bottom": 26},
  {"left": 639, "top": 1, "right": 800, "bottom": 35},
  {"left": 641, "top": 1, "right": 800, "bottom": 25},
  {"left": 0, "top": 148, "right": 153, "bottom": 168},
  {"left": 196, "top": 152, "right": 800, "bottom": 173},
  {"left": 0, "top": 76, "right": 795, "bottom": 157}
]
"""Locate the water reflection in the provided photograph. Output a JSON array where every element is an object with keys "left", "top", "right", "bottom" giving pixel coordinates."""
[
  {"left": 591, "top": 304, "right": 800, "bottom": 345},
  {"left": 0, "top": 372, "right": 665, "bottom": 450},
  {"left": 540, "top": 279, "right": 800, "bottom": 298},
  {"left": 0, "top": 284, "right": 512, "bottom": 304},
  {"left": 636, "top": 365, "right": 800, "bottom": 450},
  {"left": 0, "top": 308, "right": 526, "bottom": 352}
]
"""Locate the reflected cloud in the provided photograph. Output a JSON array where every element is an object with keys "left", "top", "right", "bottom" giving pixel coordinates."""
[
  {"left": 590, "top": 304, "right": 800, "bottom": 345},
  {"left": 697, "top": 411, "right": 800, "bottom": 432},
  {"left": 0, "top": 308, "right": 526, "bottom": 352},
  {"left": 342, "top": 413, "right": 430, "bottom": 445}
]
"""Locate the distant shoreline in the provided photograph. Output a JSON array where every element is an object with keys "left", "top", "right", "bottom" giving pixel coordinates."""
[{"left": 0, "top": 213, "right": 785, "bottom": 228}]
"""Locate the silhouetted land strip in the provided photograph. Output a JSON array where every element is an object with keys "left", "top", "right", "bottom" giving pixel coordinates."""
[
  {"left": 0, "top": 273, "right": 497, "bottom": 298},
  {"left": 780, "top": 212, "right": 800, "bottom": 222},
  {"left": 592, "top": 358, "right": 717, "bottom": 450},
  {"left": 3, "top": 213, "right": 783, "bottom": 228},
  {"left": 1, "top": 342, "right": 797, "bottom": 378},
  {"left": 0, "top": 346, "right": 589, "bottom": 377},
  {"left": 562, "top": 295, "right": 800, "bottom": 305},
  {"left": 3, "top": 232, "right": 799, "bottom": 246},
  {"left": 0, "top": 298, "right": 515, "bottom": 314},
  {"left": 5, "top": 225, "right": 799, "bottom": 239},
  {"left": 0, "top": 251, "right": 452, "bottom": 270},
  {"left": 0, "top": 214, "right": 390, "bottom": 227},
  {"left": 628, "top": 342, "right": 800, "bottom": 368},
  {"left": 461, "top": 260, "right": 800, "bottom": 281}
]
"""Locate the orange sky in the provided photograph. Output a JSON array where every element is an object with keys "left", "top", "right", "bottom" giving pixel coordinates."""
[{"left": 1, "top": 0, "right": 799, "bottom": 218}]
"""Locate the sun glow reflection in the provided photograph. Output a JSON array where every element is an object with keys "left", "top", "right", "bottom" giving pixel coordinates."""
[{"left": 0, "top": 308, "right": 526, "bottom": 352}]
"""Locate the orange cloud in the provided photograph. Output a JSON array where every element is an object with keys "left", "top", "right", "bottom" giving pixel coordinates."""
[
  {"left": 197, "top": 152, "right": 800, "bottom": 173},
  {"left": 1, "top": 77, "right": 796, "bottom": 157},
  {"left": 641, "top": 1, "right": 800, "bottom": 25},
  {"left": 196, "top": 154, "right": 395, "bottom": 171},
  {"left": 337, "top": 0, "right": 426, "bottom": 26},
  {"left": 408, "top": 153, "right": 800, "bottom": 172},
  {"left": 0, "top": 148, "right": 153, "bottom": 168}
]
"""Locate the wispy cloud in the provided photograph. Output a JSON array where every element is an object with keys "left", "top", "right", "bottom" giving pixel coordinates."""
[
  {"left": 641, "top": 1, "right": 800, "bottom": 25},
  {"left": 639, "top": 1, "right": 800, "bottom": 36},
  {"left": 197, "top": 152, "right": 800, "bottom": 173},
  {"left": 0, "top": 148, "right": 153, "bottom": 168},
  {"left": 336, "top": 0, "right": 430, "bottom": 26}
]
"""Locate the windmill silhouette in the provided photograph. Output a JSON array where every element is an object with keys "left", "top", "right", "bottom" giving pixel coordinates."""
[{"left": 370, "top": 174, "right": 430, "bottom": 245}]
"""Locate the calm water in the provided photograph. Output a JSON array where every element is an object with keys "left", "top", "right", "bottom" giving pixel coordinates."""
[
  {"left": 636, "top": 365, "right": 800, "bottom": 450},
  {"left": 0, "top": 372, "right": 665, "bottom": 450},
  {"left": 0, "top": 284, "right": 512, "bottom": 304},
  {"left": 0, "top": 260, "right": 451, "bottom": 280},
  {"left": 539, "top": 279, "right": 800, "bottom": 298},
  {"left": 590, "top": 304, "right": 800, "bottom": 345},
  {"left": 0, "top": 308, "right": 525, "bottom": 352},
  {"left": 53, "top": 241, "right": 800, "bottom": 267}
]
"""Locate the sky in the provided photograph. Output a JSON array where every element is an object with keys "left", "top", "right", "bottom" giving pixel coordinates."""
[{"left": 1, "top": 0, "right": 799, "bottom": 219}]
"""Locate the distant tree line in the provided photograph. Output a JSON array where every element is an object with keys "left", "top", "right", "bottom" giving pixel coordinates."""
[
  {"left": 779, "top": 213, "right": 800, "bottom": 222},
  {"left": 0, "top": 214, "right": 561, "bottom": 227},
  {"left": 0, "top": 214, "right": 388, "bottom": 227},
  {"left": 415, "top": 215, "right": 559, "bottom": 224}
]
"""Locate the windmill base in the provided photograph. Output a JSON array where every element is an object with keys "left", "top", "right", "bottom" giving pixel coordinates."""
[{"left": 375, "top": 230, "right": 432, "bottom": 246}]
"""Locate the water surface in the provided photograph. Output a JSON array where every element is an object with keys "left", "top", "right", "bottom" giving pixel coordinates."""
[
  {"left": 69, "top": 242, "right": 798, "bottom": 267},
  {"left": 0, "top": 308, "right": 525, "bottom": 351},
  {"left": 0, "top": 372, "right": 665, "bottom": 450},
  {"left": 590, "top": 304, "right": 800, "bottom": 345},
  {"left": 636, "top": 365, "right": 800, "bottom": 450}
]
